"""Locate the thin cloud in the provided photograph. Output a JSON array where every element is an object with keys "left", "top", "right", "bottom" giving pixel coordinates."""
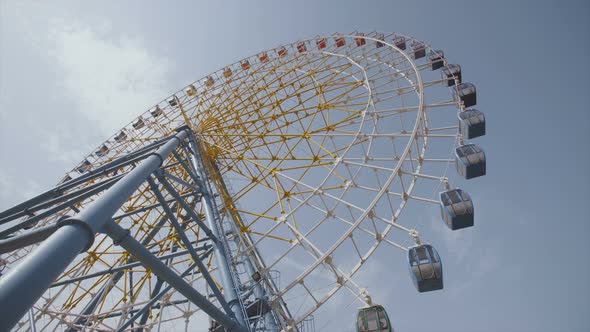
[{"left": 48, "top": 21, "right": 173, "bottom": 136}]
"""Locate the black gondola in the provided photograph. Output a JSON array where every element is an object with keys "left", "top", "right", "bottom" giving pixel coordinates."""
[
  {"left": 453, "top": 83, "right": 477, "bottom": 108},
  {"left": 459, "top": 109, "right": 486, "bottom": 139},
  {"left": 441, "top": 64, "right": 462, "bottom": 87},
  {"left": 407, "top": 244, "right": 443, "bottom": 292},
  {"left": 429, "top": 50, "right": 444, "bottom": 70},
  {"left": 440, "top": 189, "right": 474, "bottom": 230},
  {"left": 375, "top": 33, "right": 385, "bottom": 48},
  {"left": 393, "top": 35, "right": 406, "bottom": 50},
  {"left": 455, "top": 144, "right": 486, "bottom": 179},
  {"left": 356, "top": 305, "right": 393, "bottom": 332},
  {"left": 410, "top": 41, "right": 426, "bottom": 59}
]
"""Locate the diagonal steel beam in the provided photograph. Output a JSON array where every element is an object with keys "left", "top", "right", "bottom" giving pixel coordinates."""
[
  {"left": 103, "top": 220, "right": 246, "bottom": 332},
  {"left": 51, "top": 242, "right": 210, "bottom": 288},
  {"left": 0, "top": 136, "right": 174, "bottom": 221}
]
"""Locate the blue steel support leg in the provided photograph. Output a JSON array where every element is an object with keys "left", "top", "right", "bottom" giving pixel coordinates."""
[
  {"left": 0, "top": 129, "right": 188, "bottom": 330},
  {"left": 186, "top": 134, "right": 250, "bottom": 329},
  {"left": 211, "top": 162, "right": 279, "bottom": 331}
]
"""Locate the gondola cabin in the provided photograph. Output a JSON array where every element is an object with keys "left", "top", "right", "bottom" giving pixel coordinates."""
[
  {"left": 297, "top": 42, "right": 307, "bottom": 53},
  {"left": 356, "top": 305, "right": 392, "bottom": 332},
  {"left": 410, "top": 41, "right": 426, "bottom": 59},
  {"left": 167, "top": 96, "right": 178, "bottom": 107},
  {"left": 60, "top": 174, "right": 72, "bottom": 184},
  {"left": 185, "top": 84, "right": 196, "bottom": 96},
  {"left": 277, "top": 47, "right": 288, "bottom": 57},
  {"left": 453, "top": 83, "right": 477, "bottom": 108},
  {"left": 429, "top": 50, "right": 445, "bottom": 70},
  {"left": 439, "top": 189, "right": 474, "bottom": 230},
  {"left": 335, "top": 36, "right": 346, "bottom": 47},
  {"left": 316, "top": 37, "right": 327, "bottom": 49},
  {"left": 441, "top": 64, "right": 462, "bottom": 87},
  {"left": 132, "top": 118, "right": 145, "bottom": 130},
  {"left": 150, "top": 105, "right": 162, "bottom": 118},
  {"left": 114, "top": 130, "right": 127, "bottom": 142},
  {"left": 241, "top": 60, "right": 251, "bottom": 70},
  {"left": 259, "top": 52, "right": 269, "bottom": 63},
  {"left": 455, "top": 144, "right": 486, "bottom": 179},
  {"left": 77, "top": 160, "right": 92, "bottom": 174},
  {"left": 393, "top": 35, "right": 406, "bottom": 50},
  {"left": 223, "top": 68, "right": 232, "bottom": 78},
  {"left": 355, "top": 33, "right": 366, "bottom": 46},
  {"left": 458, "top": 109, "right": 486, "bottom": 139},
  {"left": 375, "top": 33, "right": 385, "bottom": 48},
  {"left": 95, "top": 144, "right": 109, "bottom": 157},
  {"left": 204, "top": 76, "right": 215, "bottom": 88},
  {"left": 407, "top": 244, "right": 443, "bottom": 292}
]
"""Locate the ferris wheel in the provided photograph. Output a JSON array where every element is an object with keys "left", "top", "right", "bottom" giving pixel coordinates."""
[{"left": 0, "top": 31, "right": 485, "bottom": 332}]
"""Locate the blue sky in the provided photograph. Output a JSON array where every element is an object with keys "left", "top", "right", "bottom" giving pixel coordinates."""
[{"left": 0, "top": 1, "right": 589, "bottom": 331}]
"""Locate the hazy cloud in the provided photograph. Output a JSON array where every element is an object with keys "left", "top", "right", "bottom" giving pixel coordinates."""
[{"left": 47, "top": 22, "right": 172, "bottom": 135}]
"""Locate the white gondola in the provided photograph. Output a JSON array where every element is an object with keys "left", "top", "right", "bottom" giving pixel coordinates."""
[
  {"left": 185, "top": 85, "right": 196, "bottom": 96},
  {"left": 459, "top": 109, "right": 485, "bottom": 139},
  {"left": 150, "top": 105, "right": 163, "bottom": 118},
  {"left": 455, "top": 144, "right": 486, "bottom": 179},
  {"left": 167, "top": 96, "right": 178, "bottom": 107},
  {"left": 95, "top": 144, "right": 109, "bottom": 157},
  {"left": 441, "top": 64, "right": 461, "bottom": 87},
  {"left": 132, "top": 118, "right": 145, "bottom": 130},
  {"left": 76, "top": 160, "right": 92, "bottom": 174},
  {"left": 407, "top": 244, "right": 443, "bottom": 292},
  {"left": 114, "top": 130, "right": 127, "bottom": 142},
  {"left": 440, "top": 189, "right": 474, "bottom": 230},
  {"left": 356, "top": 305, "right": 393, "bottom": 332},
  {"left": 453, "top": 83, "right": 477, "bottom": 108}
]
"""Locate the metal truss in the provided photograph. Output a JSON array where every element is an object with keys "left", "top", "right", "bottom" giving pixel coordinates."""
[{"left": 0, "top": 127, "right": 289, "bottom": 332}]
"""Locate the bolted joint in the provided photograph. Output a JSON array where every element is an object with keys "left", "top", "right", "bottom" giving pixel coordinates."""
[
  {"left": 100, "top": 220, "right": 130, "bottom": 246},
  {"left": 152, "top": 168, "right": 165, "bottom": 177},
  {"left": 57, "top": 216, "right": 95, "bottom": 252}
]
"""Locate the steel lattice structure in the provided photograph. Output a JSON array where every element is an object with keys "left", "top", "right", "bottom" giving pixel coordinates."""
[{"left": 0, "top": 31, "right": 485, "bottom": 332}]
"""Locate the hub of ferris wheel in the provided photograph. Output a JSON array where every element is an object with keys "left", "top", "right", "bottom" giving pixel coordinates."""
[{"left": 0, "top": 31, "right": 485, "bottom": 332}]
